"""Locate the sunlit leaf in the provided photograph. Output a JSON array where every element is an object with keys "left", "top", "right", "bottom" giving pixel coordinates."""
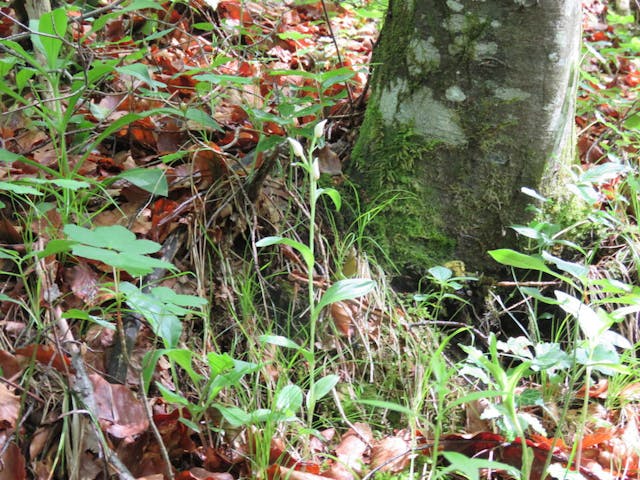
[
  {"left": 488, "top": 249, "right": 553, "bottom": 274},
  {"left": 316, "top": 279, "right": 375, "bottom": 313},
  {"left": 256, "top": 236, "right": 314, "bottom": 271}
]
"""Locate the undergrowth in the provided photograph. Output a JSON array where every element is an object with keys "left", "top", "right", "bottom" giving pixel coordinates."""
[{"left": 0, "top": 1, "right": 639, "bottom": 479}]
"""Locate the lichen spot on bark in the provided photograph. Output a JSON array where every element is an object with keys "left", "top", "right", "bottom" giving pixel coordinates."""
[
  {"left": 446, "top": 0, "right": 464, "bottom": 12},
  {"left": 445, "top": 86, "right": 466, "bottom": 102},
  {"left": 380, "top": 81, "right": 467, "bottom": 146},
  {"left": 407, "top": 37, "right": 441, "bottom": 76}
]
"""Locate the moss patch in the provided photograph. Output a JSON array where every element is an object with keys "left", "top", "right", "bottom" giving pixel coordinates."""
[{"left": 350, "top": 109, "right": 456, "bottom": 278}]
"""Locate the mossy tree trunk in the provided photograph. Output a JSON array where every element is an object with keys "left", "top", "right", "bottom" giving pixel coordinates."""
[{"left": 350, "top": 0, "right": 581, "bottom": 277}]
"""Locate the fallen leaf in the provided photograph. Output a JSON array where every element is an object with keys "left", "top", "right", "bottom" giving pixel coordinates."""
[
  {"left": 326, "top": 423, "right": 372, "bottom": 480},
  {"left": 0, "top": 383, "right": 20, "bottom": 429},
  {"left": 15, "top": 344, "right": 73, "bottom": 374},
  {"left": 0, "top": 431, "right": 26, "bottom": 480},
  {"left": 370, "top": 436, "right": 411, "bottom": 473},
  {"left": 90, "top": 374, "right": 149, "bottom": 438}
]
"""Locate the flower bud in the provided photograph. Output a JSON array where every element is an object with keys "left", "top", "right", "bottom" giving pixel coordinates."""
[
  {"left": 288, "top": 138, "right": 305, "bottom": 159},
  {"left": 313, "top": 119, "right": 327, "bottom": 139}
]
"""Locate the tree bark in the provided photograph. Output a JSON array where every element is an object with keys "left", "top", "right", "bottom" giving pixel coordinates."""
[{"left": 350, "top": 0, "right": 581, "bottom": 277}]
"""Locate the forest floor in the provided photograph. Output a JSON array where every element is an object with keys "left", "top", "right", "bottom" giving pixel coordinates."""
[{"left": 0, "top": 1, "right": 640, "bottom": 479}]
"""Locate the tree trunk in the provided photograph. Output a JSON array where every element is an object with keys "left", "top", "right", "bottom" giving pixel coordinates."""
[{"left": 350, "top": 0, "right": 581, "bottom": 277}]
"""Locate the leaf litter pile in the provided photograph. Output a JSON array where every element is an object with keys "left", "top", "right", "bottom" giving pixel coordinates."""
[{"left": 0, "top": 1, "right": 640, "bottom": 479}]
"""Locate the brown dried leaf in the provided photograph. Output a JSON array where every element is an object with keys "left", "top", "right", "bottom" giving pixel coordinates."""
[
  {"left": 0, "top": 431, "right": 26, "bottom": 480},
  {"left": 90, "top": 374, "right": 149, "bottom": 439},
  {"left": 326, "top": 423, "right": 372, "bottom": 480},
  {"left": 69, "top": 263, "right": 101, "bottom": 305},
  {"left": 370, "top": 436, "right": 411, "bottom": 474},
  {"left": 28, "top": 427, "right": 52, "bottom": 460},
  {"left": 0, "top": 383, "right": 19, "bottom": 429},
  {"left": 178, "top": 468, "right": 234, "bottom": 480},
  {"left": 275, "top": 466, "right": 327, "bottom": 480},
  {"left": 330, "top": 302, "right": 354, "bottom": 337},
  {"left": 465, "top": 398, "right": 493, "bottom": 433},
  {"left": 0, "top": 350, "right": 22, "bottom": 380},
  {"left": 317, "top": 145, "right": 342, "bottom": 176}
]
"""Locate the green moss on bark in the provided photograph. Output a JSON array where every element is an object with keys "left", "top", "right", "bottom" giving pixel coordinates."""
[{"left": 350, "top": 109, "right": 456, "bottom": 277}]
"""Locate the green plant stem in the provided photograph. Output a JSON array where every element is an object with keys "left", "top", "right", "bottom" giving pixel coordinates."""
[{"left": 306, "top": 137, "right": 319, "bottom": 431}]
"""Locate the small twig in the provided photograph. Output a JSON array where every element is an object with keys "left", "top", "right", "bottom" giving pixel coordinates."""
[
  {"left": 0, "top": 376, "right": 45, "bottom": 404},
  {"left": 320, "top": 0, "right": 354, "bottom": 114},
  {"left": 331, "top": 389, "right": 373, "bottom": 448}
]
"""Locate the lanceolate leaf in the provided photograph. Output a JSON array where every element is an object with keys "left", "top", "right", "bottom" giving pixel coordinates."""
[
  {"left": 316, "top": 279, "right": 375, "bottom": 313},
  {"left": 308, "top": 374, "right": 339, "bottom": 406},
  {"left": 256, "top": 236, "right": 314, "bottom": 271},
  {"left": 488, "top": 249, "right": 553, "bottom": 274}
]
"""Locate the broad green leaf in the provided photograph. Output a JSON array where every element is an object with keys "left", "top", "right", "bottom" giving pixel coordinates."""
[
  {"left": 156, "top": 383, "right": 190, "bottom": 406},
  {"left": 269, "top": 69, "right": 318, "bottom": 80},
  {"left": 316, "top": 279, "right": 375, "bottom": 313},
  {"left": 121, "top": 282, "right": 182, "bottom": 347},
  {"left": 119, "top": 168, "right": 168, "bottom": 196},
  {"left": 164, "top": 349, "right": 204, "bottom": 384},
  {"left": 116, "top": 63, "right": 166, "bottom": 89},
  {"left": 308, "top": 374, "right": 339, "bottom": 405},
  {"left": 31, "top": 8, "right": 67, "bottom": 69},
  {"left": 579, "top": 162, "right": 629, "bottom": 184},
  {"left": 441, "top": 452, "right": 519, "bottom": 480},
  {"left": 0, "top": 40, "right": 41, "bottom": 72},
  {"left": 531, "top": 343, "right": 572, "bottom": 371},
  {"left": 178, "top": 417, "right": 201, "bottom": 433},
  {"left": 25, "top": 178, "right": 90, "bottom": 191},
  {"left": 142, "top": 350, "right": 166, "bottom": 393},
  {"left": 575, "top": 345, "right": 624, "bottom": 376},
  {"left": 541, "top": 251, "right": 588, "bottom": 278},
  {"left": 0, "top": 56, "right": 17, "bottom": 77},
  {"left": 194, "top": 74, "right": 254, "bottom": 85},
  {"left": 150, "top": 287, "right": 208, "bottom": 308},
  {"left": 555, "top": 291, "right": 604, "bottom": 343},
  {"left": 249, "top": 408, "right": 273, "bottom": 423},
  {"left": 256, "top": 134, "right": 285, "bottom": 153},
  {"left": 519, "top": 287, "right": 560, "bottom": 305},
  {"left": 275, "top": 385, "right": 303, "bottom": 415},
  {"left": 277, "top": 31, "right": 311, "bottom": 40},
  {"left": 207, "top": 352, "right": 235, "bottom": 376},
  {"left": 0, "top": 181, "right": 43, "bottom": 196},
  {"left": 510, "top": 225, "right": 542, "bottom": 240},
  {"left": 64, "top": 224, "right": 161, "bottom": 254},
  {"left": 599, "top": 330, "right": 632, "bottom": 350},
  {"left": 183, "top": 108, "right": 222, "bottom": 131},
  {"left": 316, "top": 188, "right": 341, "bottom": 210},
  {"left": 320, "top": 67, "right": 356, "bottom": 89},
  {"left": 428, "top": 266, "right": 452, "bottom": 283},
  {"left": 0, "top": 149, "right": 24, "bottom": 163},
  {"left": 258, "top": 334, "right": 302, "bottom": 350},
  {"left": 62, "top": 309, "right": 115, "bottom": 329},
  {"left": 624, "top": 112, "right": 640, "bottom": 131},
  {"left": 255, "top": 236, "right": 314, "bottom": 271},
  {"left": 520, "top": 187, "right": 547, "bottom": 202},
  {"left": 215, "top": 404, "right": 250, "bottom": 427},
  {"left": 488, "top": 249, "right": 553, "bottom": 274}
]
